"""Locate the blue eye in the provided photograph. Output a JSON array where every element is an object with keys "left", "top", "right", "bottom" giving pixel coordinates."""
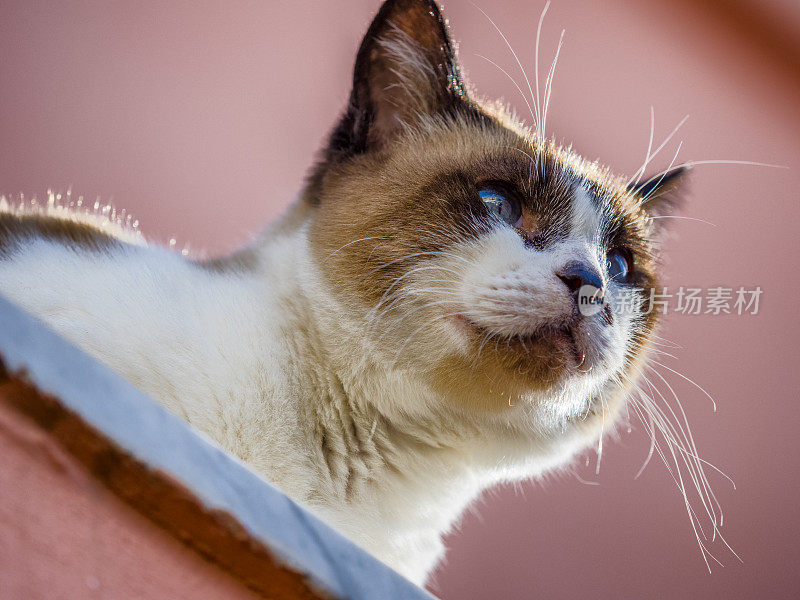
[
  {"left": 479, "top": 187, "right": 522, "bottom": 227},
  {"left": 607, "top": 248, "right": 632, "bottom": 282}
]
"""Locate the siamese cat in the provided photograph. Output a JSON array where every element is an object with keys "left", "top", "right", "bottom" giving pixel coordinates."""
[{"left": 0, "top": 0, "right": 692, "bottom": 585}]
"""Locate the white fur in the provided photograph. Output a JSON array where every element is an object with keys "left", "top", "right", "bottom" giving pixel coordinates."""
[
  {"left": 571, "top": 185, "right": 602, "bottom": 240},
  {"left": 0, "top": 195, "right": 635, "bottom": 584}
]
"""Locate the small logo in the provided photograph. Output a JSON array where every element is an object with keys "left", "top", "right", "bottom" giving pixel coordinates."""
[{"left": 578, "top": 284, "right": 605, "bottom": 316}]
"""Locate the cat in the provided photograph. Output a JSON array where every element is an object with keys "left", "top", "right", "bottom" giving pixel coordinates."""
[{"left": 0, "top": 0, "right": 688, "bottom": 585}]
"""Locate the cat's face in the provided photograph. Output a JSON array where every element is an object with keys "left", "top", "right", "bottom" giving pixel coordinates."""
[{"left": 309, "top": 0, "right": 682, "bottom": 424}]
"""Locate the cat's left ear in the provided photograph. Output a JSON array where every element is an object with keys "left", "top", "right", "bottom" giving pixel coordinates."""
[
  {"left": 629, "top": 166, "right": 690, "bottom": 221},
  {"left": 335, "top": 0, "right": 468, "bottom": 152}
]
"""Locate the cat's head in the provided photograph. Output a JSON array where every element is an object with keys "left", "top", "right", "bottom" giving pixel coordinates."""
[{"left": 307, "top": 0, "right": 685, "bottom": 431}]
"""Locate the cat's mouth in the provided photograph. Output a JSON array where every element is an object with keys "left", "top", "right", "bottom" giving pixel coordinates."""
[{"left": 454, "top": 315, "right": 608, "bottom": 377}]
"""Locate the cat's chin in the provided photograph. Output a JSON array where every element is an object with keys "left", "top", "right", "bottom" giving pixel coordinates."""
[{"left": 451, "top": 314, "right": 614, "bottom": 384}]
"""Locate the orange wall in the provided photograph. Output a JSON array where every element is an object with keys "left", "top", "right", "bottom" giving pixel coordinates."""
[{"left": 0, "top": 1, "right": 798, "bottom": 598}]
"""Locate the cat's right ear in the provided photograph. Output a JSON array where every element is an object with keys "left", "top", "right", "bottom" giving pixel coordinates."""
[
  {"left": 629, "top": 166, "right": 690, "bottom": 222},
  {"left": 330, "top": 0, "right": 468, "bottom": 154}
]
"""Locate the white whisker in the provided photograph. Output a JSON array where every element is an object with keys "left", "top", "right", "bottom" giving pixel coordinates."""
[
  {"left": 629, "top": 114, "right": 690, "bottom": 187},
  {"left": 472, "top": 3, "right": 539, "bottom": 131},
  {"left": 541, "top": 27, "right": 565, "bottom": 150}
]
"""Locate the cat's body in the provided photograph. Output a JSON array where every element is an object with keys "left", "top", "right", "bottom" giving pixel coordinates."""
[
  {"left": 0, "top": 201, "right": 597, "bottom": 581},
  {"left": 0, "top": 0, "right": 685, "bottom": 584}
]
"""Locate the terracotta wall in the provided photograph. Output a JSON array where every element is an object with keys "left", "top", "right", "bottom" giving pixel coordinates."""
[
  {"left": 0, "top": 1, "right": 797, "bottom": 598},
  {"left": 0, "top": 393, "right": 261, "bottom": 600}
]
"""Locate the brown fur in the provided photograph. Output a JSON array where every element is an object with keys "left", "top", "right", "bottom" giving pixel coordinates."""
[{"left": 0, "top": 211, "right": 124, "bottom": 257}]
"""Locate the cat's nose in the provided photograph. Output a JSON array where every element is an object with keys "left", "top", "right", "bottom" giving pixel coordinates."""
[{"left": 557, "top": 261, "right": 603, "bottom": 295}]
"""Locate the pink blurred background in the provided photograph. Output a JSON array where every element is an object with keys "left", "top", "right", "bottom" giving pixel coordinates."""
[{"left": 1, "top": 1, "right": 798, "bottom": 598}]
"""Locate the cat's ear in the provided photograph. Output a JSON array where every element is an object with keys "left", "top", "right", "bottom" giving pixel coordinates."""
[
  {"left": 629, "top": 166, "right": 690, "bottom": 223},
  {"left": 335, "top": 0, "right": 467, "bottom": 152}
]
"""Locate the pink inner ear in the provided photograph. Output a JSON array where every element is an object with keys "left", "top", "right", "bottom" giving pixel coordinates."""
[
  {"left": 355, "top": 1, "right": 464, "bottom": 148},
  {"left": 365, "top": 31, "right": 448, "bottom": 145}
]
